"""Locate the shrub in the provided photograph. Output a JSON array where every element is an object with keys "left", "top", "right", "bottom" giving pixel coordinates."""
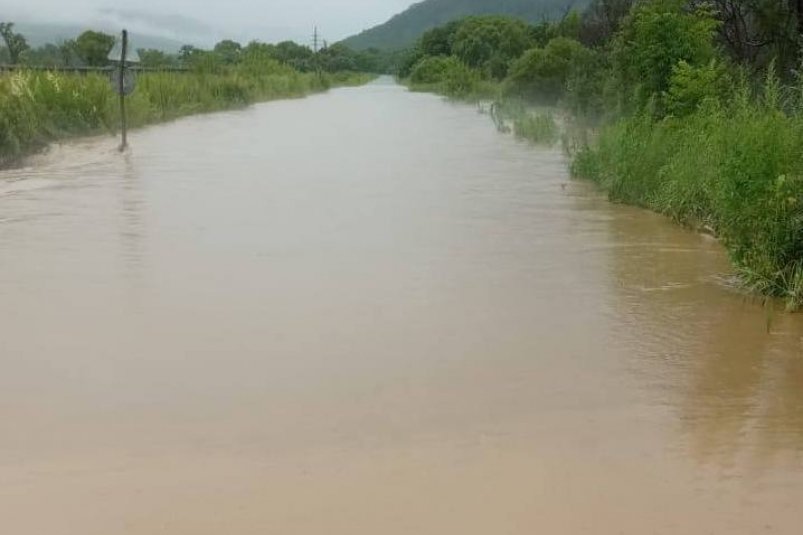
[{"left": 506, "top": 38, "right": 591, "bottom": 102}]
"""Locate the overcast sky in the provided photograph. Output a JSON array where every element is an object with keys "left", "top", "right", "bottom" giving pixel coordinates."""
[{"left": 0, "top": 0, "right": 415, "bottom": 44}]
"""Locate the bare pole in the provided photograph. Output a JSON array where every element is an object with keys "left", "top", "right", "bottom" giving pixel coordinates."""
[
  {"left": 118, "top": 29, "right": 128, "bottom": 152},
  {"left": 313, "top": 26, "right": 323, "bottom": 83}
]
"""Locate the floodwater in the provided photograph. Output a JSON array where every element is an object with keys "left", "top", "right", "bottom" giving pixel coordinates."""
[{"left": 1, "top": 78, "right": 802, "bottom": 534}]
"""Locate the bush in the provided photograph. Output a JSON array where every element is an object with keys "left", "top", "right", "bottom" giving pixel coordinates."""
[
  {"left": 409, "top": 56, "right": 456, "bottom": 85},
  {"left": 613, "top": 0, "right": 718, "bottom": 114},
  {"left": 572, "top": 73, "right": 803, "bottom": 309},
  {"left": 451, "top": 16, "right": 533, "bottom": 79},
  {"left": 665, "top": 59, "right": 732, "bottom": 117},
  {"left": 506, "top": 38, "right": 591, "bottom": 102}
]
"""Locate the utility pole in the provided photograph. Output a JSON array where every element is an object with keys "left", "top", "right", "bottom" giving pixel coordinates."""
[
  {"left": 313, "top": 26, "right": 323, "bottom": 83},
  {"left": 118, "top": 29, "right": 128, "bottom": 152}
]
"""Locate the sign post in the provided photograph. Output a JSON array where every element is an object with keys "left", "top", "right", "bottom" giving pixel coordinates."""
[
  {"left": 118, "top": 29, "right": 129, "bottom": 151},
  {"left": 108, "top": 30, "right": 139, "bottom": 151}
]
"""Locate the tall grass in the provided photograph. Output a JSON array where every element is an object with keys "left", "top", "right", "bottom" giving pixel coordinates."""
[
  {"left": 0, "top": 63, "right": 372, "bottom": 166},
  {"left": 572, "top": 75, "right": 803, "bottom": 309}
]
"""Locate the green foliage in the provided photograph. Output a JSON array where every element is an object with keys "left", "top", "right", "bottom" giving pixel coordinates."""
[
  {"left": 0, "top": 66, "right": 371, "bottom": 167},
  {"left": 0, "top": 22, "right": 30, "bottom": 64},
  {"left": 506, "top": 37, "right": 591, "bottom": 101},
  {"left": 513, "top": 112, "right": 559, "bottom": 144},
  {"left": 665, "top": 59, "right": 731, "bottom": 117},
  {"left": 137, "top": 49, "right": 178, "bottom": 69},
  {"left": 408, "top": 55, "right": 486, "bottom": 98},
  {"left": 613, "top": 0, "right": 718, "bottom": 112},
  {"left": 572, "top": 73, "right": 803, "bottom": 309},
  {"left": 451, "top": 16, "right": 533, "bottom": 79},
  {"left": 409, "top": 55, "right": 457, "bottom": 84},
  {"left": 419, "top": 20, "right": 462, "bottom": 57},
  {"left": 213, "top": 40, "right": 242, "bottom": 64},
  {"left": 75, "top": 30, "right": 115, "bottom": 67}
]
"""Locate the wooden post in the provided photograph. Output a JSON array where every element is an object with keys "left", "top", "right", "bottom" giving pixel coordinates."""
[{"left": 118, "top": 29, "right": 128, "bottom": 152}]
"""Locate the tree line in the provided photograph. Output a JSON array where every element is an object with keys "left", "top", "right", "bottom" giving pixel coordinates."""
[{"left": 0, "top": 22, "right": 387, "bottom": 73}]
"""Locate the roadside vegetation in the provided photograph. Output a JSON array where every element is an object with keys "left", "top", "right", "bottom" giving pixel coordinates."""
[
  {"left": 396, "top": 0, "right": 803, "bottom": 310},
  {"left": 0, "top": 23, "right": 376, "bottom": 167}
]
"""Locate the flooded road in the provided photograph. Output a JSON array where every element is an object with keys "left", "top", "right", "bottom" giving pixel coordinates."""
[{"left": 1, "top": 78, "right": 802, "bottom": 534}]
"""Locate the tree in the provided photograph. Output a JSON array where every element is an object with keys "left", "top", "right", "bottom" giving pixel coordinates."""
[
  {"left": 75, "top": 30, "right": 115, "bottom": 67},
  {"left": 0, "top": 22, "right": 30, "bottom": 64},
  {"left": 613, "top": 0, "right": 718, "bottom": 110},
  {"left": 689, "top": 0, "right": 799, "bottom": 76},
  {"left": 59, "top": 39, "right": 80, "bottom": 66},
  {"left": 507, "top": 37, "right": 592, "bottom": 101},
  {"left": 138, "top": 48, "right": 176, "bottom": 68},
  {"left": 179, "top": 44, "right": 199, "bottom": 63},
  {"left": 22, "top": 43, "right": 63, "bottom": 66},
  {"left": 419, "top": 20, "right": 461, "bottom": 57},
  {"left": 451, "top": 16, "right": 533, "bottom": 79},
  {"left": 213, "top": 40, "right": 242, "bottom": 64},
  {"left": 580, "top": 0, "right": 634, "bottom": 47}
]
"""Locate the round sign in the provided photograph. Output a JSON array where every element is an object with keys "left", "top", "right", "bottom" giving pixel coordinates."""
[{"left": 110, "top": 68, "right": 137, "bottom": 96}]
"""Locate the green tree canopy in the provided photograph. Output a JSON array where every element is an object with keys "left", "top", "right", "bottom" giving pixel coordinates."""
[
  {"left": 213, "top": 40, "right": 242, "bottom": 64},
  {"left": 138, "top": 49, "right": 177, "bottom": 68},
  {"left": 75, "top": 30, "right": 115, "bottom": 67},
  {"left": 0, "top": 22, "right": 30, "bottom": 64},
  {"left": 613, "top": 0, "right": 718, "bottom": 108},
  {"left": 451, "top": 16, "right": 534, "bottom": 79},
  {"left": 507, "top": 37, "right": 592, "bottom": 100}
]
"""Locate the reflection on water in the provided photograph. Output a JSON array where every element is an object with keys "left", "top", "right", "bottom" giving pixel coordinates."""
[{"left": 0, "top": 78, "right": 802, "bottom": 534}]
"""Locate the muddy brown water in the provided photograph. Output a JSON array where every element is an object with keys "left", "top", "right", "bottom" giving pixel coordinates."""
[{"left": 1, "top": 78, "right": 802, "bottom": 534}]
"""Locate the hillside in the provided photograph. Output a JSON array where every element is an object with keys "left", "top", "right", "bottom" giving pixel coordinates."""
[{"left": 340, "top": 0, "right": 590, "bottom": 51}]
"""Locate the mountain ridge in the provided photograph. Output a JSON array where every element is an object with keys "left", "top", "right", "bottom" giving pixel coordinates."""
[{"left": 340, "top": 0, "right": 590, "bottom": 51}]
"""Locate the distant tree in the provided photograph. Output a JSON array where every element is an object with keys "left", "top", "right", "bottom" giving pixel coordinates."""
[
  {"left": 138, "top": 48, "right": 176, "bottom": 68},
  {"left": 419, "top": 20, "right": 462, "bottom": 56},
  {"left": 507, "top": 37, "right": 592, "bottom": 101},
  {"left": 59, "top": 39, "right": 80, "bottom": 66},
  {"left": 22, "top": 43, "right": 63, "bottom": 66},
  {"left": 75, "top": 30, "right": 115, "bottom": 66},
  {"left": 0, "top": 22, "right": 30, "bottom": 64},
  {"left": 213, "top": 39, "right": 242, "bottom": 64},
  {"left": 273, "top": 41, "right": 314, "bottom": 64},
  {"left": 178, "top": 44, "right": 199, "bottom": 62},
  {"left": 450, "top": 16, "right": 533, "bottom": 79}
]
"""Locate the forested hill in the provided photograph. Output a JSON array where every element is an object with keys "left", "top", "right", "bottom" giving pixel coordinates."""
[{"left": 341, "top": 0, "right": 589, "bottom": 50}]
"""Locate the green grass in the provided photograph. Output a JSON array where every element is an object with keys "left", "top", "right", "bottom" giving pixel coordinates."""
[
  {"left": 513, "top": 112, "right": 559, "bottom": 145},
  {"left": 571, "top": 78, "right": 803, "bottom": 310},
  {"left": 0, "top": 65, "right": 373, "bottom": 166}
]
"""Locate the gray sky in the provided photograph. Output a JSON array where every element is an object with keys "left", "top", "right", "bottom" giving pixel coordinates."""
[{"left": 0, "top": 0, "right": 414, "bottom": 45}]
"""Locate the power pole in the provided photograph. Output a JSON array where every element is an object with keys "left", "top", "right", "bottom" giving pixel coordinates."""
[{"left": 313, "top": 26, "right": 323, "bottom": 83}]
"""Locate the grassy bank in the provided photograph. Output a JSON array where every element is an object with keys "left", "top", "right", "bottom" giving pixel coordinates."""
[
  {"left": 0, "top": 64, "right": 374, "bottom": 166},
  {"left": 395, "top": 4, "right": 803, "bottom": 310},
  {"left": 572, "top": 78, "right": 803, "bottom": 309}
]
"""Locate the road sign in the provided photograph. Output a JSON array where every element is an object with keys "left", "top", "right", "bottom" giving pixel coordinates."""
[
  {"left": 110, "top": 67, "right": 136, "bottom": 96},
  {"left": 108, "top": 41, "right": 140, "bottom": 63}
]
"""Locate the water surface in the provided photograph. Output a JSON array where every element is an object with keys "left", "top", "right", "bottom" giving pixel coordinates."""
[{"left": 1, "top": 78, "right": 802, "bottom": 534}]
